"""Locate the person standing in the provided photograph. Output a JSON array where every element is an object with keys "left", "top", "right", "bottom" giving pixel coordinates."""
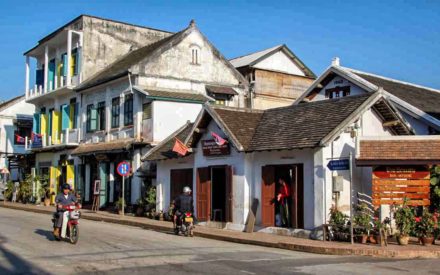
[{"left": 277, "top": 178, "right": 291, "bottom": 227}]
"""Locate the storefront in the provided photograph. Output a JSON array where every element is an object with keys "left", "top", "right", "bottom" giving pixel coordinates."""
[{"left": 144, "top": 92, "right": 413, "bottom": 232}]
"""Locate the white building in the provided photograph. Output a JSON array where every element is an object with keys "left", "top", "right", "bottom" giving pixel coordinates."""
[
  {"left": 143, "top": 91, "right": 412, "bottom": 233},
  {"left": 0, "top": 95, "right": 35, "bottom": 181}
]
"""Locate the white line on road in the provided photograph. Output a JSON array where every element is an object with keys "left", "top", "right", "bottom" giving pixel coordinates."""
[{"left": 240, "top": 270, "right": 256, "bottom": 275}]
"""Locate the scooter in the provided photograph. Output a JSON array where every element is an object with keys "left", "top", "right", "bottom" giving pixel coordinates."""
[
  {"left": 174, "top": 211, "right": 195, "bottom": 237},
  {"left": 52, "top": 203, "right": 81, "bottom": 244}
]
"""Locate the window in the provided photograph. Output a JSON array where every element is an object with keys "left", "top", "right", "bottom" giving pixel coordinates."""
[
  {"left": 97, "top": 101, "right": 106, "bottom": 131},
  {"left": 191, "top": 48, "right": 200, "bottom": 65},
  {"left": 124, "top": 94, "right": 133, "bottom": 126},
  {"left": 70, "top": 98, "right": 77, "bottom": 129},
  {"left": 40, "top": 107, "right": 46, "bottom": 114},
  {"left": 14, "top": 127, "right": 32, "bottom": 145},
  {"left": 111, "top": 97, "right": 120, "bottom": 128},
  {"left": 325, "top": 86, "right": 350, "bottom": 99},
  {"left": 215, "top": 99, "right": 226, "bottom": 106},
  {"left": 143, "top": 102, "right": 152, "bottom": 120},
  {"left": 86, "top": 104, "right": 97, "bottom": 132}
]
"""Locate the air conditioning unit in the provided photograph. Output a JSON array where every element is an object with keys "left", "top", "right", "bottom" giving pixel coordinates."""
[
  {"left": 332, "top": 176, "right": 344, "bottom": 192},
  {"left": 92, "top": 136, "right": 100, "bottom": 143}
]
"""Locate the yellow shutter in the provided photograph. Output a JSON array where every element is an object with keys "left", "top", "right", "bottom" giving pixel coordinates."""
[
  {"left": 52, "top": 111, "right": 60, "bottom": 144},
  {"left": 41, "top": 114, "right": 48, "bottom": 137},
  {"left": 49, "top": 166, "right": 58, "bottom": 205},
  {"left": 70, "top": 55, "right": 75, "bottom": 77},
  {"left": 67, "top": 164, "right": 75, "bottom": 191}
]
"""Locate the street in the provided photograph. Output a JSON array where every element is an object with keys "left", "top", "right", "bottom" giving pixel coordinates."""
[{"left": 0, "top": 208, "right": 438, "bottom": 275}]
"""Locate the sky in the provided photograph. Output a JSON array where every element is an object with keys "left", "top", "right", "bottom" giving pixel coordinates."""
[{"left": 0, "top": 0, "right": 439, "bottom": 101}]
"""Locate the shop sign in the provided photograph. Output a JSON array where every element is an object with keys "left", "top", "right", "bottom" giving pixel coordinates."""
[
  {"left": 202, "top": 139, "right": 230, "bottom": 157},
  {"left": 373, "top": 165, "right": 430, "bottom": 179}
]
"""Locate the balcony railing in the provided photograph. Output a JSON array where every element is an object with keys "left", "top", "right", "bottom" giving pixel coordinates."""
[
  {"left": 26, "top": 75, "right": 80, "bottom": 100},
  {"left": 25, "top": 128, "right": 80, "bottom": 150}
]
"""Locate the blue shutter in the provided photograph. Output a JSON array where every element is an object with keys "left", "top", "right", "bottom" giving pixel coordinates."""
[
  {"left": 90, "top": 107, "right": 98, "bottom": 131},
  {"left": 48, "top": 60, "right": 56, "bottom": 90},
  {"left": 99, "top": 163, "right": 107, "bottom": 207},
  {"left": 33, "top": 113, "right": 41, "bottom": 134},
  {"left": 62, "top": 53, "right": 68, "bottom": 77},
  {"left": 61, "top": 105, "right": 70, "bottom": 130}
]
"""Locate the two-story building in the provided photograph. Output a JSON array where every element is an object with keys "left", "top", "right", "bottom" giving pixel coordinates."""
[
  {"left": 230, "top": 44, "right": 316, "bottom": 109},
  {"left": 0, "top": 95, "right": 35, "bottom": 182}
]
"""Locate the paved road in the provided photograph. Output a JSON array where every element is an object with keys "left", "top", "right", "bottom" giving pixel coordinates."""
[{"left": 0, "top": 208, "right": 439, "bottom": 275}]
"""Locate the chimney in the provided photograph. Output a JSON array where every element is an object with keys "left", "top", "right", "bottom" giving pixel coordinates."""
[
  {"left": 189, "top": 19, "right": 196, "bottom": 28},
  {"left": 331, "top": 57, "right": 340, "bottom": 66}
]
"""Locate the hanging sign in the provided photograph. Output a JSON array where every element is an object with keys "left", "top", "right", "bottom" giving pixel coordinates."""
[
  {"left": 327, "top": 159, "right": 350, "bottom": 171},
  {"left": 202, "top": 139, "right": 230, "bottom": 157},
  {"left": 117, "top": 161, "right": 131, "bottom": 177}
]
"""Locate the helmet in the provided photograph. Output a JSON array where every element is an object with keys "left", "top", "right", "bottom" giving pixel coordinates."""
[
  {"left": 183, "top": 186, "right": 192, "bottom": 194},
  {"left": 62, "top": 183, "right": 71, "bottom": 190}
]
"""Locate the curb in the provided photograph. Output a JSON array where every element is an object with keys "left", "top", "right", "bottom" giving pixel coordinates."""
[{"left": 2, "top": 203, "right": 440, "bottom": 259}]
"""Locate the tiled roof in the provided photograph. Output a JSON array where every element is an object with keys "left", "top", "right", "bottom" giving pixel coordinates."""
[
  {"left": 247, "top": 94, "right": 372, "bottom": 151},
  {"left": 137, "top": 86, "right": 211, "bottom": 103},
  {"left": 350, "top": 71, "right": 440, "bottom": 120},
  {"left": 212, "top": 107, "right": 264, "bottom": 150},
  {"left": 142, "top": 123, "right": 194, "bottom": 161},
  {"left": 205, "top": 85, "right": 238, "bottom": 95},
  {"left": 71, "top": 138, "right": 144, "bottom": 155},
  {"left": 358, "top": 137, "right": 440, "bottom": 163}
]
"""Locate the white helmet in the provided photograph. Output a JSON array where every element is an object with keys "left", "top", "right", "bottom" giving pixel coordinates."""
[{"left": 183, "top": 186, "right": 192, "bottom": 194}]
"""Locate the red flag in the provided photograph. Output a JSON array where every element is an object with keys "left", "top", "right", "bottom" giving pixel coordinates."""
[
  {"left": 172, "top": 138, "right": 189, "bottom": 156},
  {"left": 15, "top": 134, "right": 25, "bottom": 144},
  {"left": 211, "top": 132, "right": 227, "bottom": 146}
]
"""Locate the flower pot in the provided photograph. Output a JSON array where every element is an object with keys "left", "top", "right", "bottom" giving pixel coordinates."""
[
  {"left": 420, "top": 236, "right": 434, "bottom": 246},
  {"left": 397, "top": 235, "right": 410, "bottom": 245},
  {"left": 135, "top": 207, "right": 144, "bottom": 217},
  {"left": 369, "top": 235, "right": 377, "bottom": 244},
  {"left": 355, "top": 235, "right": 368, "bottom": 244},
  {"left": 43, "top": 198, "right": 51, "bottom": 207}
]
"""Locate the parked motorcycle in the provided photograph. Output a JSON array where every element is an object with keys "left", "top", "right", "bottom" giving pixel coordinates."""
[
  {"left": 174, "top": 211, "right": 195, "bottom": 237},
  {"left": 52, "top": 203, "right": 81, "bottom": 244}
]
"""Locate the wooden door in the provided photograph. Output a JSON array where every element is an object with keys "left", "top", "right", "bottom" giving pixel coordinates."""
[
  {"left": 291, "top": 165, "right": 298, "bottom": 228},
  {"left": 225, "top": 165, "right": 233, "bottom": 223},
  {"left": 261, "top": 165, "right": 275, "bottom": 227},
  {"left": 170, "top": 169, "right": 193, "bottom": 204},
  {"left": 196, "top": 167, "right": 211, "bottom": 221}
]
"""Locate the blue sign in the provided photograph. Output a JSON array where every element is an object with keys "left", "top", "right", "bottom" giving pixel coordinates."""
[
  {"left": 327, "top": 159, "right": 350, "bottom": 171},
  {"left": 31, "top": 133, "right": 42, "bottom": 149},
  {"left": 117, "top": 161, "right": 131, "bottom": 177}
]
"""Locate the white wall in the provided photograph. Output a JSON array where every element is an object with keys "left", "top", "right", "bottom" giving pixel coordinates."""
[
  {"left": 312, "top": 75, "right": 366, "bottom": 101},
  {"left": 253, "top": 50, "right": 305, "bottom": 76},
  {"left": 152, "top": 101, "right": 202, "bottom": 143}
]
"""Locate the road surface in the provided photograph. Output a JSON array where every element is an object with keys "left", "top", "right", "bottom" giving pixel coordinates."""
[{"left": 0, "top": 207, "right": 438, "bottom": 274}]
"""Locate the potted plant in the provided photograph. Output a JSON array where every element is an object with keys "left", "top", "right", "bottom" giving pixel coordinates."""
[
  {"left": 3, "top": 181, "right": 14, "bottom": 201},
  {"left": 116, "top": 197, "right": 125, "bottom": 215},
  {"left": 135, "top": 198, "right": 146, "bottom": 217},
  {"left": 329, "top": 205, "right": 349, "bottom": 241},
  {"left": 353, "top": 203, "right": 371, "bottom": 244},
  {"left": 415, "top": 208, "right": 436, "bottom": 246},
  {"left": 36, "top": 175, "right": 50, "bottom": 206},
  {"left": 18, "top": 176, "right": 33, "bottom": 204},
  {"left": 394, "top": 199, "right": 415, "bottom": 245}
]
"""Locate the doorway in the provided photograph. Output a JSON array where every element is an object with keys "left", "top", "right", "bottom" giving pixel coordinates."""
[
  {"left": 170, "top": 169, "right": 193, "bottom": 204},
  {"left": 261, "top": 164, "right": 304, "bottom": 228},
  {"left": 196, "top": 166, "right": 233, "bottom": 223}
]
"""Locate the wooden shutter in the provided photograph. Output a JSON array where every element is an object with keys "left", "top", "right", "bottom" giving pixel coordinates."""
[
  {"left": 61, "top": 104, "right": 70, "bottom": 130},
  {"left": 41, "top": 114, "right": 48, "bottom": 137},
  {"left": 225, "top": 165, "right": 233, "bottom": 223},
  {"left": 261, "top": 165, "right": 275, "bottom": 227},
  {"left": 62, "top": 53, "right": 68, "bottom": 77},
  {"left": 90, "top": 107, "right": 98, "bottom": 131},
  {"left": 196, "top": 167, "right": 211, "bottom": 221},
  {"left": 52, "top": 111, "right": 60, "bottom": 144},
  {"left": 32, "top": 113, "right": 40, "bottom": 134},
  {"left": 67, "top": 164, "right": 75, "bottom": 190}
]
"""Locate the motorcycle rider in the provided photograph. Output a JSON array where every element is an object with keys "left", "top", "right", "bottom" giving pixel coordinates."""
[
  {"left": 53, "top": 183, "right": 77, "bottom": 238},
  {"left": 173, "top": 186, "right": 194, "bottom": 228}
]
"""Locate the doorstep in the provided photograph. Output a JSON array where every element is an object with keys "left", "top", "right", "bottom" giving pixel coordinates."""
[{"left": 2, "top": 202, "right": 440, "bottom": 259}]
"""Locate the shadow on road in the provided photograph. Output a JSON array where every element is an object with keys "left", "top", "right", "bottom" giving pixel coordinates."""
[
  {"left": 0, "top": 234, "right": 49, "bottom": 274},
  {"left": 34, "top": 229, "right": 55, "bottom": 241}
]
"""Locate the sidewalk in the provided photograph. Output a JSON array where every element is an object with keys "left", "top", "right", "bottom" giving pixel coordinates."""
[{"left": 2, "top": 202, "right": 440, "bottom": 259}]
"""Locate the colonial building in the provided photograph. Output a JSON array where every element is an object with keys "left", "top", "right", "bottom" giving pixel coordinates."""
[
  {"left": 295, "top": 58, "right": 440, "bottom": 134},
  {"left": 0, "top": 95, "right": 35, "bottom": 182},
  {"left": 143, "top": 91, "right": 412, "bottom": 233},
  {"left": 230, "top": 44, "right": 316, "bottom": 109}
]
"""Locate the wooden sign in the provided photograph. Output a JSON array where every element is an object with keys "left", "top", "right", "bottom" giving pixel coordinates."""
[
  {"left": 372, "top": 165, "right": 430, "bottom": 206},
  {"left": 202, "top": 139, "right": 230, "bottom": 157}
]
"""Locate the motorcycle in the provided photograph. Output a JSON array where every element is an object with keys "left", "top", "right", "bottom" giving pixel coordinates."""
[
  {"left": 52, "top": 203, "right": 81, "bottom": 244},
  {"left": 174, "top": 211, "right": 195, "bottom": 237}
]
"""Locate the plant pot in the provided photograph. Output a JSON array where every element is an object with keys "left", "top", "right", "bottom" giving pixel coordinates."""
[
  {"left": 44, "top": 198, "right": 51, "bottom": 207},
  {"left": 420, "top": 236, "right": 435, "bottom": 246},
  {"left": 135, "top": 207, "right": 144, "bottom": 217},
  {"left": 397, "top": 235, "right": 410, "bottom": 245},
  {"left": 369, "top": 235, "right": 377, "bottom": 244},
  {"left": 355, "top": 235, "right": 368, "bottom": 244}
]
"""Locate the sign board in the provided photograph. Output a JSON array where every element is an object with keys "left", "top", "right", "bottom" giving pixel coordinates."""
[
  {"left": 327, "top": 159, "right": 350, "bottom": 171},
  {"left": 117, "top": 161, "right": 131, "bottom": 177},
  {"left": 372, "top": 165, "right": 430, "bottom": 206},
  {"left": 93, "top": 180, "right": 101, "bottom": 195},
  {"left": 202, "top": 139, "right": 230, "bottom": 157}
]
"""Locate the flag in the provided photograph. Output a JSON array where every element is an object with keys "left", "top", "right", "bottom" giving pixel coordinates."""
[
  {"left": 15, "top": 134, "right": 25, "bottom": 144},
  {"left": 211, "top": 131, "right": 227, "bottom": 146},
  {"left": 172, "top": 138, "right": 189, "bottom": 156}
]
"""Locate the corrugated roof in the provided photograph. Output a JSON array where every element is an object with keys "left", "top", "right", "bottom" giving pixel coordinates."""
[
  {"left": 229, "top": 45, "right": 282, "bottom": 68},
  {"left": 136, "top": 86, "right": 211, "bottom": 103}
]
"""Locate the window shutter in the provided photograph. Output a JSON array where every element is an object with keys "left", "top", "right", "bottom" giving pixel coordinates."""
[
  {"left": 62, "top": 53, "right": 68, "bottom": 77},
  {"left": 61, "top": 104, "right": 70, "bottom": 130},
  {"left": 48, "top": 59, "right": 56, "bottom": 90},
  {"left": 90, "top": 107, "right": 98, "bottom": 131},
  {"left": 33, "top": 113, "right": 41, "bottom": 134},
  {"left": 36, "top": 69, "right": 44, "bottom": 86}
]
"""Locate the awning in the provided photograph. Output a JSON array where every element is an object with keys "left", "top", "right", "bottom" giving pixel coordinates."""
[
  {"left": 356, "top": 136, "right": 440, "bottom": 166},
  {"left": 205, "top": 85, "right": 238, "bottom": 95},
  {"left": 71, "top": 138, "right": 148, "bottom": 156}
]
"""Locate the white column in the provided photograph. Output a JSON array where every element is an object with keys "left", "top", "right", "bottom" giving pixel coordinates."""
[
  {"left": 25, "top": 56, "right": 30, "bottom": 97},
  {"left": 85, "top": 164, "right": 90, "bottom": 202},
  {"left": 109, "top": 163, "right": 115, "bottom": 203},
  {"left": 134, "top": 93, "right": 142, "bottom": 139},
  {"left": 131, "top": 149, "right": 141, "bottom": 204},
  {"left": 78, "top": 32, "right": 83, "bottom": 83},
  {"left": 66, "top": 30, "right": 72, "bottom": 86},
  {"left": 44, "top": 45, "right": 49, "bottom": 93}
]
